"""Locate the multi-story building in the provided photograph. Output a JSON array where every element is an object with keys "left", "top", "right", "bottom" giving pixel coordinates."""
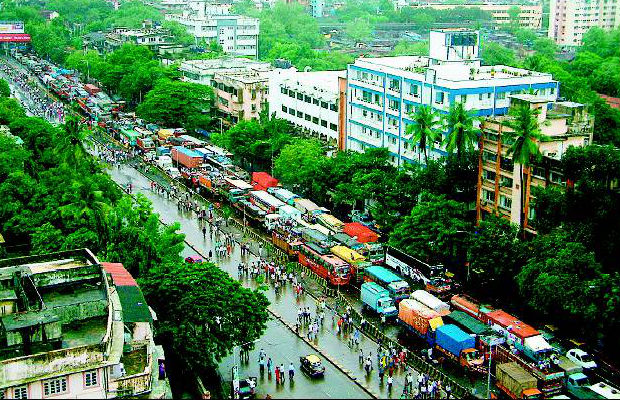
[
  {"left": 213, "top": 69, "right": 270, "bottom": 122},
  {"left": 179, "top": 58, "right": 271, "bottom": 86},
  {"left": 104, "top": 27, "right": 175, "bottom": 53},
  {"left": 269, "top": 68, "right": 347, "bottom": 148},
  {"left": 549, "top": 0, "right": 620, "bottom": 47},
  {"left": 397, "top": 1, "right": 543, "bottom": 30},
  {"left": 165, "top": 0, "right": 259, "bottom": 58},
  {"left": 0, "top": 249, "right": 170, "bottom": 399},
  {"left": 345, "top": 29, "right": 559, "bottom": 166},
  {"left": 476, "top": 95, "right": 593, "bottom": 233},
  {"left": 309, "top": 0, "right": 325, "bottom": 17}
]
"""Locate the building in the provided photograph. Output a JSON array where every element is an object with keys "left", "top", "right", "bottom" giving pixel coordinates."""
[
  {"left": 548, "top": 0, "right": 620, "bottom": 47},
  {"left": 0, "top": 249, "right": 171, "bottom": 399},
  {"left": 213, "top": 69, "right": 270, "bottom": 122},
  {"left": 476, "top": 95, "right": 593, "bottom": 233},
  {"left": 345, "top": 29, "right": 559, "bottom": 166},
  {"left": 104, "top": 27, "right": 176, "bottom": 53},
  {"left": 165, "top": 0, "right": 259, "bottom": 58},
  {"left": 179, "top": 57, "right": 271, "bottom": 86},
  {"left": 398, "top": 1, "right": 543, "bottom": 30},
  {"left": 310, "top": 0, "right": 325, "bottom": 17},
  {"left": 269, "top": 68, "right": 347, "bottom": 148}
]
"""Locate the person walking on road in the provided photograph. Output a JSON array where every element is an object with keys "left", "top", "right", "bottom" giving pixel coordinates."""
[
  {"left": 387, "top": 375, "right": 393, "bottom": 393},
  {"left": 288, "top": 362, "right": 295, "bottom": 381},
  {"left": 259, "top": 355, "right": 265, "bottom": 374},
  {"left": 267, "top": 357, "right": 273, "bottom": 378},
  {"left": 274, "top": 363, "right": 280, "bottom": 384},
  {"left": 359, "top": 348, "right": 364, "bottom": 364},
  {"left": 279, "top": 364, "right": 286, "bottom": 384}
]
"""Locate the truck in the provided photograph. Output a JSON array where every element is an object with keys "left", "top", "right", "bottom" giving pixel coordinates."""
[
  {"left": 364, "top": 266, "right": 411, "bottom": 304},
  {"left": 565, "top": 372, "right": 604, "bottom": 399},
  {"left": 171, "top": 146, "right": 203, "bottom": 169},
  {"left": 361, "top": 282, "right": 397, "bottom": 319},
  {"left": 434, "top": 324, "right": 486, "bottom": 373},
  {"left": 410, "top": 290, "right": 450, "bottom": 314},
  {"left": 398, "top": 298, "right": 445, "bottom": 345},
  {"left": 496, "top": 362, "right": 543, "bottom": 400}
]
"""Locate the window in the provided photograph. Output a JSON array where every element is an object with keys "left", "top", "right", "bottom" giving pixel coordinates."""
[
  {"left": 43, "top": 378, "right": 67, "bottom": 397},
  {"left": 305, "top": 113, "right": 311, "bottom": 121},
  {"left": 280, "top": 87, "right": 287, "bottom": 95},
  {"left": 500, "top": 176, "right": 513, "bottom": 188},
  {"left": 362, "top": 109, "right": 368, "bottom": 117},
  {"left": 288, "top": 90, "right": 296, "bottom": 98},
  {"left": 499, "top": 195, "right": 512, "bottom": 210},
  {"left": 403, "top": 141, "right": 409, "bottom": 150},
  {"left": 389, "top": 78, "right": 400, "bottom": 92},
  {"left": 84, "top": 370, "right": 98, "bottom": 387},
  {"left": 288, "top": 108, "right": 295, "bottom": 115},
  {"left": 297, "top": 110, "right": 303, "bottom": 118},
  {"left": 281, "top": 105, "right": 287, "bottom": 113},
  {"left": 313, "top": 98, "right": 319, "bottom": 105},
  {"left": 482, "top": 151, "right": 497, "bottom": 162},
  {"left": 361, "top": 91, "right": 372, "bottom": 103},
  {"left": 435, "top": 91, "right": 444, "bottom": 104},
  {"left": 550, "top": 87, "right": 556, "bottom": 95},
  {"left": 483, "top": 169, "right": 496, "bottom": 181},
  {"left": 14, "top": 387, "right": 27, "bottom": 399},
  {"left": 321, "top": 101, "right": 328, "bottom": 109},
  {"left": 330, "top": 103, "right": 337, "bottom": 112},
  {"left": 373, "top": 93, "right": 381, "bottom": 105},
  {"left": 497, "top": 92, "right": 506, "bottom": 100},
  {"left": 304, "top": 95, "right": 311, "bottom": 103},
  {"left": 388, "top": 99, "right": 400, "bottom": 111},
  {"left": 321, "top": 119, "right": 328, "bottom": 128},
  {"left": 252, "top": 104, "right": 257, "bottom": 112},
  {"left": 482, "top": 189, "right": 495, "bottom": 203},
  {"left": 296, "top": 92, "right": 303, "bottom": 100},
  {"left": 312, "top": 116, "right": 319, "bottom": 124},
  {"left": 330, "top": 123, "right": 337, "bottom": 131},
  {"left": 409, "top": 84, "right": 419, "bottom": 97}
]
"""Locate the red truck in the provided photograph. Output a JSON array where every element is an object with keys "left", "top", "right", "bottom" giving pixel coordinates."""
[{"left": 171, "top": 146, "right": 203, "bottom": 169}]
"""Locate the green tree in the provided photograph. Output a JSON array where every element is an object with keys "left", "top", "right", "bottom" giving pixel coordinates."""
[
  {"left": 273, "top": 138, "right": 323, "bottom": 193},
  {"left": 481, "top": 42, "right": 517, "bottom": 66},
  {"left": 140, "top": 261, "right": 269, "bottom": 372},
  {"left": 389, "top": 192, "right": 469, "bottom": 264},
  {"left": 345, "top": 18, "right": 372, "bottom": 43},
  {"left": 391, "top": 41, "right": 429, "bottom": 56},
  {"left": 0, "top": 79, "right": 10, "bottom": 98},
  {"left": 137, "top": 81, "right": 213, "bottom": 131},
  {"left": 406, "top": 105, "right": 441, "bottom": 164},
  {"left": 444, "top": 102, "right": 478, "bottom": 160},
  {"left": 507, "top": 6, "right": 521, "bottom": 30},
  {"left": 503, "top": 103, "right": 542, "bottom": 232}
]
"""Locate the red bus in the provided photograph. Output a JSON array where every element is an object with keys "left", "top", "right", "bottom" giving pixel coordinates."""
[{"left": 297, "top": 242, "right": 351, "bottom": 286}]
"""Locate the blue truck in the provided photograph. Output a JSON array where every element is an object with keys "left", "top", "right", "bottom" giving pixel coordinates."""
[
  {"left": 361, "top": 282, "right": 397, "bottom": 319},
  {"left": 435, "top": 324, "right": 486, "bottom": 374}
]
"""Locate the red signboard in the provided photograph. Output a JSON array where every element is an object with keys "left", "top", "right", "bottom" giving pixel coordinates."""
[{"left": 0, "top": 33, "right": 31, "bottom": 42}]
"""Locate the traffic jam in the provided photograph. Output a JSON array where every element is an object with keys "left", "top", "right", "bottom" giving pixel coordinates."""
[{"left": 10, "top": 49, "right": 620, "bottom": 400}]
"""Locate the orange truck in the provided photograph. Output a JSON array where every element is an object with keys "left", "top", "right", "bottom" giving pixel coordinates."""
[{"left": 398, "top": 298, "right": 447, "bottom": 345}]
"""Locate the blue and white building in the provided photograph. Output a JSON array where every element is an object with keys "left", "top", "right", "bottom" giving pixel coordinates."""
[{"left": 345, "top": 29, "right": 560, "bottom": 166}]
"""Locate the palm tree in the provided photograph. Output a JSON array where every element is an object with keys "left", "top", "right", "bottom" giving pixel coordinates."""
[
  {"left": 444, "top": 102, "right": 478, "bottom": 160},
  {"left": 55, "top": 115, "right": 87, "bottom": 171},
  {"left": 503, "top": 103, "right": 543, "bottom": 233},
  {"left": 406, "top": 105, "right": 441, "bottom": 164}
]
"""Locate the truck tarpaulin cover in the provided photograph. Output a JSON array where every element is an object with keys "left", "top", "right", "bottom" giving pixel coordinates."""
[
  {"left": 252, "top": 172, "right": 278, "bottom": 191},
  {"left": 343, "top": 222, "right": 379, "bottom": 243},
  {"left": 398, "top": 299, "right": 440, "bottom": 335},
  {"left": 496, "top": 362, "right": 537, "bottom": 398},
  {"left": 435, "top": 324, "right": 475, "bottom": 357}
]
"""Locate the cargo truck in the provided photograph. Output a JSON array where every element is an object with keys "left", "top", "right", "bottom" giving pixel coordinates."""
[
  {"left": 434, "top": 324, "right": 486, "bottom": 374},
  {"left": 171, "top": 146, "right": 203, "bottom": 169},
  {"left": 361, "top": 282, "right": 397, "bottom": 319},
  {"left": 496, "top": 362, "right": 543, "bottom": 400},
  {"left": 398, "top": 298, "right": 445, "bottom": 345},
  {"left": 410, "top": 290, "right": 450, "bottom": 314},
  {"left": 364, "top": 266, "right": 411, "bottom": 304}
]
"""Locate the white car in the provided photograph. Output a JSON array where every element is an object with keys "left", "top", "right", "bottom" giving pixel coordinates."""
[
  {"left": 566, "top": 349, "right": 598, "bottom": 370},
  {"left": 164, "top": 166, "right": 181, "bottom": 180}
]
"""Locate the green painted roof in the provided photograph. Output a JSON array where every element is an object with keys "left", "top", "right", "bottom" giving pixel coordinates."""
[
  {"left": 447, "top": 310, "right": 491, "bottom": 335},
  {"left": 116, "top": 286, "right": 152, "bottom": 323}
]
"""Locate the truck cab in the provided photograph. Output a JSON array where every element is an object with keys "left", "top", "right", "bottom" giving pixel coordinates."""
[
  {"left": 361, "top": 282, "right": 397, "bottom": 319},
  {"left": 386, "top": 280, "right": 410, "bottom": 304}
]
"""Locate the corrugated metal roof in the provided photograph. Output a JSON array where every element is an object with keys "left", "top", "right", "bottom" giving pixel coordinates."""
[
  {"left": 116, "top": 286, "right": 152, "bottom": 323},
  {"left": 102, "top": 262, "right": 138, "bottom": 287}
]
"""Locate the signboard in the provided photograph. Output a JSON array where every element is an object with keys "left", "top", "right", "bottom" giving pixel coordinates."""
[
  {"left": 0, "top": 33, "right": 31, "bottom": 42},
  {"left": 0, "top": 21, "right": 25, "bottom": 34}
]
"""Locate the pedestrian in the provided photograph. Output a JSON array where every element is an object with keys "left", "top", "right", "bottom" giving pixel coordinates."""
[
  {"left": 387, "top": 375, "right": 393, "bottom": 392},
  {"left": 259, "top": 356, "right": 265, "bottom": 374},
  {"left": 202, "top": 226, "right": 206, "bottom": 239},
  {"left": 359, "top": 348, "right": 364, "bottom": 364},
  {"left": 279, "top": 364, "right": 285, "bottom": 383},
  {"left": 208, "top": 249, "right": 212, "bottom": 259},
  {"left": 288, "top": 362, "right": 295, "bottom": 381},
  {"left": 445, "top": 383, "right": 451, "bottom": 399},
  {"left": 267, "top": 357, "right": 273, "bottom": 378},
  {"left": 274, "top": 363, "right": 280, "bottom": 384}
]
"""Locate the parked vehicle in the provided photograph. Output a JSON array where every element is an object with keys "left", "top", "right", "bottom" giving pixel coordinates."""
[
  {"left": 300, "top": 355, "right": 325, "bottom": 377},
  {"left": 496, "top": 362, "right": 542, "bottom": 400},
  {"left": 434, "top": 324, "right": 485, "bottom": 373},
  {"left": 566, "top": 349, "right": 598, "bottom": 370},
  {"left": 398, "top": 298, "right": 446, "bottom": 346},
  {"left": 384, "top": 246, "right": 443, "bottom": 283},
  {"left": 171, "top": 146, "right": 203, "bottom": 169},
  {"left": 236, "top": 377, "right": 257, "bottom": 400},
  {"left": 185, "top": 255, "right": 204, "bottom": 264},
  {"left": 297, "top": 243, "right": 351, "bottom": 286},
  {"left": 164, "top": 166, "right": 181, "bottom": 180},
  {"left": 364, "top": 266, "right": 410, "bottom": 304},
  {"left": 316, "top": 213, "right": 345, "bottom": 233},
  {"left": 410, "top": 290, "right": 450, "bottom": 314},
  {"left": 361, "top": 282, "right": 397, "bottom": 319},
  {"left": 589, "top": 382, "right": 620, "bottom": 399}
]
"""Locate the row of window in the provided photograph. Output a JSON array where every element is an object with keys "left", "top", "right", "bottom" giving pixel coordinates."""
[
  {"left": 280, "top": 87, "right": 338, "bottom": 111},
  {"left": 281, "top": 105, "right": 338, "bottom": 131},
  {"left": 3, "top": 371, "right": 98, "bottom": 399}
]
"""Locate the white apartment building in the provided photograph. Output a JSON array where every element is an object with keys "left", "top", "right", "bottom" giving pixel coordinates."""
[
  {"left": 345, "top": 29, "right": 559, "bottom": 166},
  {"left": 548, "top": 0, "right": 620, "bottom": 47},
  {"left": 399, "top": 1, "right": 543, "bottom": 30},
  {"left": 165, "top": 0, "right": 259, "bottom": 58},
  {"left": 269, "top": 69, "right": 346, "bottom": 147}
]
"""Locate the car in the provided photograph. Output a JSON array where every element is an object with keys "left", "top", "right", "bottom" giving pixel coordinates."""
[
  {"left": 300, "top": 354, "right": 325, "bottom": 377},
  {"left": 185, "top": 255, "right": 204, "bottom": 264},
  {"left": 567, "top": 349, "right": 598, "bottom": 370}
]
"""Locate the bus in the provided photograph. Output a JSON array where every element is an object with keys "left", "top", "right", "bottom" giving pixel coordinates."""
[
  {"left": 316, "top": 214, "right": 344, "bottom": 233},
  {"left": 330, "top": 245, "right": 371, "bottom": 282},
  {"left": 297, "top": 243, "right": 351, "bottom": 286},
  {"left": 249, "top": 190, "right": 285, "bottom": 214},
  {"left": 359, "top": 242, "right": 384, "bottom": 265},
  {"left": 364, "top": 265, "right": 411, "bottom": 304},
  {"left": 384, "top": 246, "right": 444, "bottom": 283}
]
